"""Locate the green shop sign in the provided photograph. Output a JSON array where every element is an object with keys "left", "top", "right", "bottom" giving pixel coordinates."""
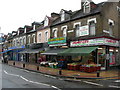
[{"left": 48, "top": 37, "right": 66, "bottom": 45}]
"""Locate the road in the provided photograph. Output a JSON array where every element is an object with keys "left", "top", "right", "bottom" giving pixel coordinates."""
[{"left": 1, "top": 62, "right": 120, "bottom": 89}]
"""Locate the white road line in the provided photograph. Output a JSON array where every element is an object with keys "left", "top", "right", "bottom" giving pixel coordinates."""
[
  {"left": 24, "top": 70, "right": 30, "bottom": 72},
  {"left": 20, "top": 76, "right": 29, "bottom": 82},
  {"left": 109, "top": 85, "right": 120, "bottom": 88},
  {"left": 3, "top": 70, "right": 61, "bottom": 90},
  {"left": 114, "top": 80, "right": 120, "bottom": 82},
  {"left": 83, "top": 81, "right": 103, "bottom": 87},
  {"left": 51, "top": 86, "right": 61, "bottom": 90},
  {"left": 3, "top": 70, "right": 20, "bottom": 77}
]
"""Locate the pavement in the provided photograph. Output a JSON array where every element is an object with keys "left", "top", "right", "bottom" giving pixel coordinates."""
[
  {"left": 5, "top": 61, "right": 120, "bottom": 80},
  {"left": 31, "top": 65, "right": 120, "bottom": 80}
]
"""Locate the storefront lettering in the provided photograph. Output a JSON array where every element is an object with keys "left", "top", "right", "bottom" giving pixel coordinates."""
[
  {"left": 105, "top": 39, "right": 116, "bottom": 43},
  {"left": 71, "top": 38, "right": 119, "bottom": 47},
  {"left": 72, "top": 40, "right": 89, "bottom": 44},
  {"left": 48, "top": 37, "right": 66, "bottom": 45}
]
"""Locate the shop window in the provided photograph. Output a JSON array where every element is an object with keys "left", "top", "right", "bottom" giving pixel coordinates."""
[
  {"left": 98, "top": 47, "right": 106, "bottom": 67},
  {"left": 109, "top": 47, "right": 116, "bottom": 66},
  {"left": 89, "top": 21, "right": 96, "bottom": 35},
  {"left": 45, "top": 31, "right": 48, "bottom": 42}
]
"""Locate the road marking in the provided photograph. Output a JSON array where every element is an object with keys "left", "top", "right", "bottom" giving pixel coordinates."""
[
  {"left": 83, "top": 81, "right": 103, "bottom": 87},
  {"left": 44, "top": 75, "right": 56, "bottom": 79},
  {"left": 114, "top": 80, "right": 120, "bottom": 82},
  {"left": 24, "top": 70, "right": 30, "bottom": 72},
  {"left": 51, "top": 85, "right": 61, "bottom": 90},
  {"left": 4, "top": 70, "right": 20, "bottom": 77},
  {"left": 3, "top": 70, "right": 61, "bottom": 90},
  {"left": 20, "top": 76, "right": 29, "bottom": 82},
  {"left": 109, "top": 85, "right": 120, "bottom": 88}
]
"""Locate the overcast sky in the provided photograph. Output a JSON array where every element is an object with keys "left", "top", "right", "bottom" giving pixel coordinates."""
[{"left": 0, "top": 0, "right": 112, "bottom": 34}]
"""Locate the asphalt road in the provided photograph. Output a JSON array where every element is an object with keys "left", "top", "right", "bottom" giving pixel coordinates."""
[{"left": 1, "top": 62, "right": 120, "bottom": 89}]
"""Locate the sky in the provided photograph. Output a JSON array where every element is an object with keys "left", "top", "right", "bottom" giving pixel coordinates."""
[{"left": 0, "top": 0, "right": 115, "bottom": 35}]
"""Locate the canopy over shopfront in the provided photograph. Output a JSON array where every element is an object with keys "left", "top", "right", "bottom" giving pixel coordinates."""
[
  {"left": 41, "top": 48, "right": 67, "bottom": 55},
  {"left": 0, "top": 50, "right": 11, "bottom": 54},
  {"left": 58, "top": 46, "right": 98, "bottom": 56},
  {"left": 19, "top": 48, "right": 44, "bottom": 53}
]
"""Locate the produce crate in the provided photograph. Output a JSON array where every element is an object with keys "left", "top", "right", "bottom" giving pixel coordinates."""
[
  {"left": 80, "top": 66, "right": 86, "bottom": 72},
  {"left": 96, "top": 66, "right": 101, "bottom": 71},
  {"left": 67, "top": 65, "right": 71, "bottom": 70},
  {"left": 69, "top": 65, "right": 80, "bottom": 70}
]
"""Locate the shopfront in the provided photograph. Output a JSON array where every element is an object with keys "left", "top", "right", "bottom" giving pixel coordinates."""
[
  {"left": 69, "top": 37, "right": 119, "bottom": 70},
  {"left": 19, "top": 43, "right": 47, "bottom": 63},
  {"left": 41, "top": 37, "right": 69, "bottom": 69},
  {"left": 8, "top": 45, "right": 25, "bottom": 61}
]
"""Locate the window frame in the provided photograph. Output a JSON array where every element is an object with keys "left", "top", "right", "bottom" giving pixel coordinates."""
[
  {"left": 52, "top": 28, "right": 58, "bottom": 38},
  {"left": 44, "top": 31, "right": 48, "bottom": 42},
  {"left": 38, "top": 33, "right": 42, "bottom": 43}
]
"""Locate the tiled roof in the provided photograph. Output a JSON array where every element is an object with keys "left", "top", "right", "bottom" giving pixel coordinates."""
[{"left": 51, "top": 2, "right": 104, "bottom": 26}]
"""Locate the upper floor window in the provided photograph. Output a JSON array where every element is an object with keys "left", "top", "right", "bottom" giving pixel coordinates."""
[
  {"left": 13, "top": 40, "right": 16, "bottom": 46},
  {"left": 108, "top": 19, "right": 114, "bottom": 36},
  {"left": 28, "top": 35, "right": 31, "bottom": 44},
  {"left": 88, "top": 18, "right": 96, "bottom": 35},
  {"left": 73, "top": 22, "right": 81, "bottom": 37},
  {"left": 20, "top": 38, "right": 23, "bottom": 46},
  {"left": 44, "top": 16, "right": 49, "bottom": 27},
  {"left": 60, "top": 10, "right": 65, "bottom": 21},
  {"left": 61, "top": 26, "right": 67, "bottom": 37},
  {"left": 23, "top": 37, "right": 26, "bottom": 45},
  {"left": 89, "top": 21, "right": 96, "bottom": 35},
  {"left": 75, "top": 24, "right": 80, "bottom": 37},
  {"left": 53, "top": 30, "right": 57, "bottom": 38},
  {"left": 16, "top": 39, "right": 19, "bottom": 46},
  {"left": 83, "top": 0, "right": 90, "bottom": 13},
  {"left": 45, "top": 31, "right": 48, "bottom": 42},
  {"left": 38, "top": 33, "right": 42, "bottom": 42},
  {"left": 32, "top": 35, "right": 36, "bottom": 43}
]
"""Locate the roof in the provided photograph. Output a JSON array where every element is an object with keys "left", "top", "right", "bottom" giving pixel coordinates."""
[{"left": 51, "top": 2, "right": 104, "bottom": 26}]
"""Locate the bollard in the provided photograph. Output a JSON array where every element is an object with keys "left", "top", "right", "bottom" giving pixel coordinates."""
[
  {"left": 23, "top": 64, "right": 25, "bottom": 68},
  {"left": 13, "top": 62, "right": 15, "bottom": 66},
  {"left": 59, "top": 68, "right": 62, "bottom": 75},
  {"left": 97, "top": 71, "right": 100, "bottom": 77},
  {"left": 37, "top": 66, "right": 39, "bottom": 71}
]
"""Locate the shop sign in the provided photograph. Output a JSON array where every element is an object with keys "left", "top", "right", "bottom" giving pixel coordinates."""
[
  {"left": 70, "top": 38, "right": 119, "bottom": 47},
  {"left": 79, "top": 25, "right": 89, "bottom": 36},
  {"left": 48, "top": 37, "right": 66, "bottom": 45}
]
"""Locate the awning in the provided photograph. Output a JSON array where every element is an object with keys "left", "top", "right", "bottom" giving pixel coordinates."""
[
  {"left": 0, "top": 50, "right": 11, "bottom": 54},
  {"left": 19, "top": 48, "right": 44, "bottom": 53},
  {"left": 58, "top": 46, "right": 98, "bottom": 56},
  {"left": 41, "top": 48, "right": 67, "bottom": 55}
]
